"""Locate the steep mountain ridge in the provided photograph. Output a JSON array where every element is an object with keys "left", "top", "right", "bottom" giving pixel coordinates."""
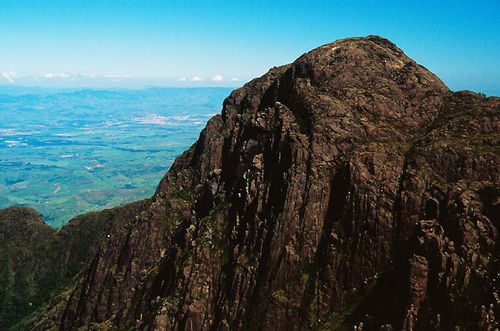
[
  {"left": 0, "top": 205, "right": 112, "bottom": 329},
  {"left": 2, "top": 36, "right": 499, "bottom": 330}
]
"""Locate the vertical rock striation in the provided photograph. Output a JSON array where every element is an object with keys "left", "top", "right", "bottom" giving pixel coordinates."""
[{"left": 4, "top": 36, "right": 499, "bottom": 330}]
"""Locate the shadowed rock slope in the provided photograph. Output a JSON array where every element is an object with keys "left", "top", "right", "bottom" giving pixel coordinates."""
[
  {"left": 0, "top": 205, "right": 114, "bottom": 329},
  {"left": 3, "top": 36, "right": 499, "bottom": 330}
]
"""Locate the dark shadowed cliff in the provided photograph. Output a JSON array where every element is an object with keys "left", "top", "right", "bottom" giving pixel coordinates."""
[
  {"left": 0, "top": 206, "right": 112, "bottom": 329},
  {"left": 2, "top": 36, "right": 499, "bottom": 330}
]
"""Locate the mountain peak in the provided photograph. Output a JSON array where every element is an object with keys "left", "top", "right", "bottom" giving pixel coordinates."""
[{"left": 4, "top": 37, "right": 499, "bottom": 330}]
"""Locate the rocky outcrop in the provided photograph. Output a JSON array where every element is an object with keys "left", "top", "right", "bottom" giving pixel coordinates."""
[{"left": 3, "top": 35, "right": 499, "bottom": 330}]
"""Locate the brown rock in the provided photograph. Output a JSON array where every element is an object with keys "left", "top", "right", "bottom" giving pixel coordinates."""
[{"left": 6, "top": 35, "right": 498, "bottom": 330}]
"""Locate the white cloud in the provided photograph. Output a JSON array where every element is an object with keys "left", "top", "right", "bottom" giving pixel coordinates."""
[
  {"left": 230, "top": 77, "right": 240, "bottom": 81},
  {"left": 103, "top": 73, "right": 131, "bottom": 79},
  {"left": 1, "top": 72, "right": 17, "bottom": 84},
  {"left": 211, "top": 74, "right": 223, "bottom": 82},
  {"left": 44, "top": 73, "right": 70, "bottom": 79},
  {"left": 191, "top": 76, "right": 203, "bottom": 81},
  {"left": 179, "top": 77, "right": 187, "bottom": 81}
]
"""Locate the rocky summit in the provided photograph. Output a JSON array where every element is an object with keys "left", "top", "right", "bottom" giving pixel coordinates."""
[{"left": 1, "top": 35, "right": 499, "bottom": 330}]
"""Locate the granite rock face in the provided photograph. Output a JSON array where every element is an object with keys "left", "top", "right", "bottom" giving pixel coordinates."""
[{"left": 4, "top": 36, "right": 499, "bottom": 330}]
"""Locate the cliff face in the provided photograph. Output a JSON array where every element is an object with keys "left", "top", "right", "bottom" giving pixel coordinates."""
[{"left": 3, "top": 36, "right": 499, "bottom": 330}]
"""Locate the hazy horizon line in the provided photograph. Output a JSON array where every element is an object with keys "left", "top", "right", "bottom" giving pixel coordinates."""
[{"left": 0, "top": 84, "right": 242, "bottom": 91}]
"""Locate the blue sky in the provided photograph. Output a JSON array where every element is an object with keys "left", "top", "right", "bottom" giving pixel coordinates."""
[{"left": 0, "top": 0, "right": 499, "bottom": 94}]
